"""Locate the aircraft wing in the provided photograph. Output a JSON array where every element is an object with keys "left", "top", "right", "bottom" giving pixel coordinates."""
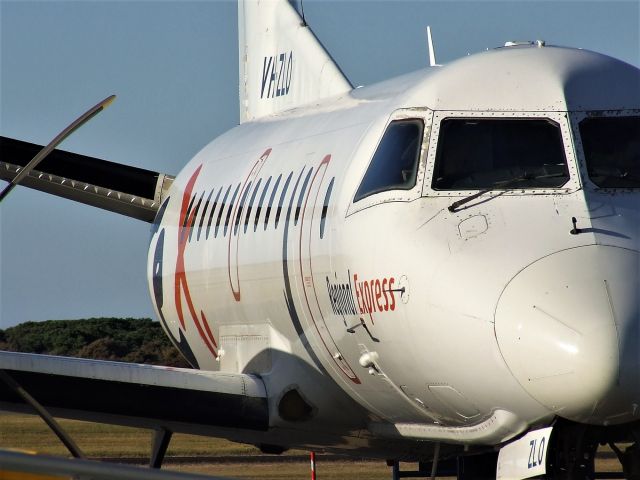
[
  {"left": 1, "top": 449, "right": 233, "bottom": 480},
  {"left": 0, "top": 351, "right": 268, "bottom": 435},
  {"left": 0, "top": 136, "right": 174, "bottom": 222}
]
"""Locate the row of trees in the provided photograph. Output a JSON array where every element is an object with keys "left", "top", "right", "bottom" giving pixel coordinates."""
[{"left": 0, "top": 318, "right": 190, "bottom": 368}]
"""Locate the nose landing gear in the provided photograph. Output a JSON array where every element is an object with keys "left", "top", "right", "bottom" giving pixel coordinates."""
[
  {"left": 387, "top": 452, "right": 499, "bottom": 480},
  {"left": 547, "top": 419, "right": 640, "bottom": 480},
  {"left": 610, "top": 440, "right": 640, "bottom": 480},
  {"left": 546, "top": 422, "right": 598, "bottom": 479}
]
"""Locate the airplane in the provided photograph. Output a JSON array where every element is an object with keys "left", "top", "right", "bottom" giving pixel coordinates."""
[{"left": 1, "top": 0, "right": 639, "bottom": 479}]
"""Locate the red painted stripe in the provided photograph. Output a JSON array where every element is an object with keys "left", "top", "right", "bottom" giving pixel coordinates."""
[{"left": 174, "top": 165, "right": 218, "bottom": 358}]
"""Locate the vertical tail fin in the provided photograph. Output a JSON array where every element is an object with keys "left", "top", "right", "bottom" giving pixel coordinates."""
[{"left": 238, "top": 0, "right": 353, "bottom": 123}]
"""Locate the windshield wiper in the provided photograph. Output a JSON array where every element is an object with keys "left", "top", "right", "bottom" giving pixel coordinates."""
[
  {"left": 589, "top": 168, "right": 640, "bottom": 186},
  {"left": 447, "top": 172, "right": 566, "bottom": 213}
]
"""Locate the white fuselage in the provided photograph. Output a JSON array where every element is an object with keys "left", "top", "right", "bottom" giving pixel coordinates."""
[{"left": 147, "top": 45, "right": 640, "bottom": 452}]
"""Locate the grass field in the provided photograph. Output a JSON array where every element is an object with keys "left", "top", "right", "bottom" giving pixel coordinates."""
[
  {"left": 164, "top": 461, "right": 391, "bottom": 479},
  {"left": 0, "top": 413, "right": 623, "bottom": 479},
  {"left": 0, "top": 413, "right": 393, "bottom": 479},
  {"left": 0, "top": 412, "right": 262, "bottom": 457}
]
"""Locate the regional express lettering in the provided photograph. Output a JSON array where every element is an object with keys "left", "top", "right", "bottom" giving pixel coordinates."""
[
  {"left": 326, "top": 272, "right": 397, "bottom": 317},
  {"left": 326, "top": 276, "right": 359, "bottom": 316},
  {"left": 354, "top": 273, "right": 396, "bottom": 315}
]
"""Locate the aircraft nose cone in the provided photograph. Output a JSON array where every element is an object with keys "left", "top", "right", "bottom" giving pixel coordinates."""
[{"left": 495, "top": 246, "right": 640, "bottom": 425}]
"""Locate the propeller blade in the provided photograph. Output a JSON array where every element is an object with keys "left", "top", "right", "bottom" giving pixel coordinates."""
[{"left": 0, "top": 94, "right": 116, "bottom": 202}]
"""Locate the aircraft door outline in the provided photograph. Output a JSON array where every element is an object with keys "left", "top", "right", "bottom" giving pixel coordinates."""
[{"left": 295, "top": 155, "right": 362, "bottom": 384}]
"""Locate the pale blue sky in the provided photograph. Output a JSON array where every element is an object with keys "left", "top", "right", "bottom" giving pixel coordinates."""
[{"left": 1, "top": 0, "right": 638, "bottom": 328}]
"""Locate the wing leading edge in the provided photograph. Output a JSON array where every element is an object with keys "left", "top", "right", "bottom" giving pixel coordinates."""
[
  {"left": 0, "top": 136, "right": 174, "bottom": 222},
  {"left": 0, "top": 351, "right": 268, "bottom": 433}
]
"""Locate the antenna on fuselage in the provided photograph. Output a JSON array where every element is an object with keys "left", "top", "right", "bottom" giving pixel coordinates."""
[
  {"left": 426, "top": 26, "right": 441, "bottom": 67},
  {"left": 289, "top": 0, "right": 307, "bottom": 26}
]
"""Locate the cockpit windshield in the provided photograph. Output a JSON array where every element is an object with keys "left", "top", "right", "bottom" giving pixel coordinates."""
[
  {"left": 354, "top": 119, "right": 423, "bottom": 202},
  {"left": 579, "top": 116, "right": 640, "bottom": 189},
  {"left": 432, "top": 118, "right": 569, "bottom": 190}
]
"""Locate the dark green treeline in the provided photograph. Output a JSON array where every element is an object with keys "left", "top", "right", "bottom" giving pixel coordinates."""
[{"left": 0, "top": 318, "right": 189, "bottom": 368}]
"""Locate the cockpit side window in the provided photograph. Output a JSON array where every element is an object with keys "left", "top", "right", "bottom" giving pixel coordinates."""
[
  {"left": 580, "top": 116, "right": 640, "bottom": 188},
  {"left": 354, "top": 119, "right": 424, "bottom": 202},
  {"left": 432, "top": 118, "right": 569, "bottom": 190}
]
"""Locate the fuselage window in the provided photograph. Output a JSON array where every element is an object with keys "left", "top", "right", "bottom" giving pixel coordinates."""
[
  {"left": 183, "top": 195, "right": 197, "bottom": 229},
  {"left": 197, "top": 190, "right": 214, "bottom": 241},
  {"left": 224, "top": 184, "right": 241, "bottom": 236},
  {"left": 264, "top": 174, "right": 282, "bottom": 230},
  {"left": 320, "top": 177, "right": 335, "bottom": 239},
  {"left": 295, "top": 168, "right": 314, "bottom": 225},
  {"left": 432, "top": 118, "right": 569, "bottom": 190},
  {"left": 579, "top": 116, "right": 640, "bottom": 188},
  {"left": 255, "top": 176, "right": 272, "bottom": 232},
  {"left": 234, "top": 181, "right": 252, "bottom": 236},
  {"left": 215, "top": 185, "right": 232, "bottom": 238},
  {"left": 286, "top": 169, "right": 305, "bottom": 226},
  {"left": 206, "top": 186, "right": 223, "bottom": 239},
  {"left": 188, "top": 192, "right": 204, "bottom": 242},
  {"left": 354, "top": 119, "right": 424, "bottom": 202},
  {"left": 245, "top": 178, "right": 262, "bottom": 233},
  {"left": 152, "top": 197, "right": 169, "bottom": 236},
  {"left": 275, "top": 172, "right": 293, "bottom": 229}
]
